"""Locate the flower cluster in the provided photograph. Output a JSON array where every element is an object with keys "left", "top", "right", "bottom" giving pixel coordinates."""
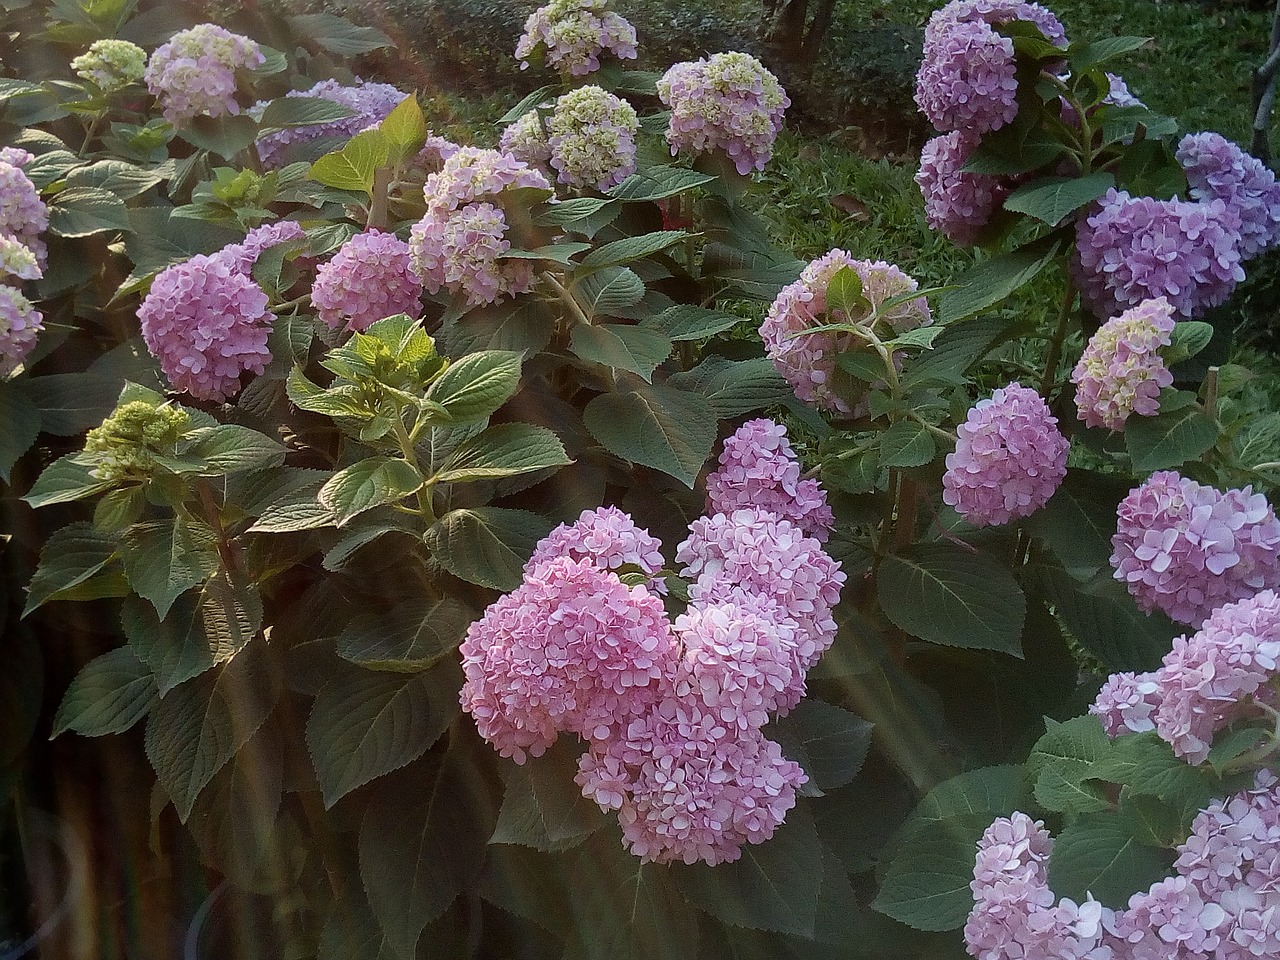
[
  {"left": 499, "top": 109, "right": 553, "bottom": 176},
  {"left": 1177, "top": 132, "right": 1280, "bottom": 262},
  {"left": 1092, "top": 590, "right": 1280, "bottom": 763},
  {"left": 1, "top": 154, "right": 49, "bottom": 266},
  {"left": 526, "top": 505, "right": 666, "bottom": 582},
  {"left": 917, "top": 0, "right": 1066, "bottom": 136},
  {"left": 546, "top": 85, "right": 638, "bottom": 191},
  {"left": 214, "top": 221, "right": 306, "bottom": 276},
  {"left": 1074, "top": 188, "right": 1245, "bottom": 320},
  {"left": 943, "top": 383, "right": 1069, "bottom": 526},
  {"left": 760, "top": 250, "right": 931, "bottom": 414},
  {"left": 421, "top": 147, "right": 552, "bottom": 213},
  {"left": 80, "top": 399, "right": 192, "bottom": 481},
  {"left": 0, "top": 153, "right": 46, "bottom": 374},
  {"left": 71, "top": 39, "right": 147, "bottom": 91},
  {"left": 515, "top": 0, "right": 637, "bottom": 77},
  {"left": 1071, "top": 297, "right": 1176, "bottom": 431},
  {"left": 0, "top": 285, "right": 43, "bottom": 377},
  {"left": 705, "top": 418, "right": 834, "bottom": 542},
  {"left": 916, "top": 131, "right": 1010, "bottom": 246},
  {"left": 657, "top": 53, "right": 790, "bottom": 175},
  {"left": 967, "top": 772, "right": 1280, "bottom": 959},
  {"left": 145, "top": 24, "right": 264, "bottom": 124},
  {"left": 0, "top": 235, "right": 41, "bottom": 283},
  {"left": 312, "top": 231, "right": 422, "bottom": 332},
  {"left": 1110, "top": 471, "right": 1280, "bottom": 626},
  {"left": 254, "top": 79, "right": 408, "bottom": 169}
]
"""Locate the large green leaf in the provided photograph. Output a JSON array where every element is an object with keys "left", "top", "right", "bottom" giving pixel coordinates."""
[
  {"left": 643, "top": 305, "right": 742, "bottom": 341},
  {"left": 309, "top": 129, "right": 388, "bottom": 195},
  {"left": 938, "top": 237, "right": 1061, "bottom": 323},
  {"left": 581, "top": 230, "right": 688, "bottom": 269},
  {"left": 178, "top": 115, "right": 258, "bottom": 159},
  {"left": 287, "top": 12, "right": 392, "bottom": 55},
  {"left": 583, "top": 382, "right": 715, "bottom": 487},
  {"left": 1125, "top": 405, "right": 1218, "bottom": 471},
  {"left": 609, "top": 165, "right": 716, "bottom": 201},
  {"left": 0, "top": 379, "right": 39, "bottom": 481},
  {"left": 120, "top": 516, "right": 221, "bottom": 619},
  {"left": 879, "top": 420, "right": 937, "bottom": 469},
  {"left": 46, "top": 185, "right": 131, "bottom": 237},
  {"left": 319, "top": 457, "right": 423, "bottom": 526},
  {"left": 1028, "top": 716, "right": 1113, "bottom": 814},
  {"left": 1088, "top": 730, "right": 1223, "bottom": 808},
  {"left": 65, "top": 159, "right": 167, "bottom": 199},
  {"left": 769, "top": 700, "right": 873, "bottom": 793},
  {"left": 182, "top": 424, "right": 287, "bottom": 475},
  {"left": 51, "top": 646, "right": 156, "bottom": 739},
  {"left": 144, "top": 640, "right": 277, "bottom": 822},
  {"left": 872, "top": 813, "right": 996, "bottom": 932},
  {"left": 1047, "top": 811, "right": 1176, "bottom": 908},
  {"left": 307, "top": 663, "right": 459, "bottom": 807},
  {"left": 901, "top": 766, "right": 1031, "bottom": 835},
  {"left": 490, "top": 741, "right": 607, "bottom": 851},
  {"left": 876, "top": 543, "right": 1026, "bottom": 654},
  {"left": 432, "top": 423, "right": 571, "bottom": 485},
  {"left": 425, "top": 507, "right": 552, "bottom": 591},
  {"left": 668, "top": 356, "right": 793, "bottom": 419},
  {"left": 256, "top": 95, "right": 358, "bottom": 135},
  {"left": 336, "top": 598, "right": 471, "bottom": 672},
  {"left": 23, "top": 522, "right": 118, "bottom": 616},
  {"left": 1003, "top": 172, "right": 1115, "bottom": 226},
  {"left": 1026, "top": 469, "right": 1127, "bottom": 580},
  {"left": 424, "top": 350, "right": 522, "bottom": 424},
  {"left": 570, "top": 324, "right": 671, "bottom": 381},
  {"left": 574, "top": 266, "right": 645, "bottom": 318}
]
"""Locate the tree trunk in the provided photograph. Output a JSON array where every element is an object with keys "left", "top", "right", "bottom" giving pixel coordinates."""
[
  {"left": 799, "top": 0, "right": 838, "bottom": 66},
  {"left": 1251, "top": 0, "right": 1280, "bottom": 164},
  {"left": 765, "top": 0, "right": 810, "bottom": 61}
]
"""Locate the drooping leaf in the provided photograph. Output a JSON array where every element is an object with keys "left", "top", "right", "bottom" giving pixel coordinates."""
[
  {"left": 609, "top": 165, "right": 716, "bottom": 201},
  {"left": 879, "top": 420, "right": 937, "bottom": 469},
  {"left": 570, "top": 324, "right": 672, "bottom": 381},
  {"left": 872, "top": 812, "right": 996, "bottom": 932},
  {"left": 0, "top": 379, "right": 40, "bottom": 481},
  {"left": 256, "top": 95, "right": 358, "bottom": 135},
  {"left": 425, "top": 507, "right": 552, "bottom": 591},
  {"left": 1003, "top": 172, "right": 1115, "bottom": 226},
  {"left": 1028, "top": 715, "right": 1113, "bottom": 814},
  {"left": 336, "top": 598, "right": 472, "bottom": 673},
  {"left": 46, "top": 185, "right": 131, "bottom": 237},
  {"left": 938, "top": 238, "right": 1061, "bottom": 323},
  {"left": 287, "top": 12, "right": 392, "bottom": 55},
  {"left": 581, "top": 231, "right": 688, "bottom": 269},
  {"left": 643, "top": 305, "right": 742, "bottom": 341},
  {"left": 51, "top": 646, "right": 156, "bottom": 738},
  {"left": 574, "top": 266, "right": 645, "bottom": 318},
  {"left": 23, "top": 522, "right": 118, "bottom": 616},
  {"left": 120, "top": 516, "right": 221, "bottom": 619},
  {"left": 181, "top": 424, "right": 288, "bottom": 475},
  {"left": 1125, "top": 405, "right": 1218, "bottom": 471},
  {"left": 583, "top": 382, "right": 715, "bottom": 487}
]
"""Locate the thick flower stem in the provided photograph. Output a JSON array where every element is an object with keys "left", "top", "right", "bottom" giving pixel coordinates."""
[
  {"left": 393, "top": 413, "right": 435, "bottom": 526},
  {"left": 541, "top": 270, "right": 591, "bottom": 328},
  {"left": 368, "top": 167, "right": 391, "bottom": 232},
  {"left": 1039, "top": 278, "right": 1077, "bottom": 398}
]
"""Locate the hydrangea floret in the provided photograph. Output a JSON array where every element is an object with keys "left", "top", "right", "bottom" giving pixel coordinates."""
[
  {"left": 546, "top": 85, "right": 638, "bottom": 191},
  {"left": 312, "top": 230, "right": 423, "bottom": 332},
  {"left": 915, "top": 131, "right": 1011, "bottom": 246},
  {"left": 0, "top": 236, "right": 42, "bottom": 283},
  {"left": 1177, "top": 131, "right": 1280, "bottom": 261},
  {"left": 145, "top": 24, "right": 265, "bottom": 124},
  {"left": 942, "top": 382, "right": 1069, "bottom": 527},
  {"left": 254, "top": 79, "right": 408, "bottom": 169},
  {"left": 1071, "top": 296, "right": 1176, "bottom": 431},
  {"left": 499, "top": 110, "right": 553, "bottom": 178},
  {"left": 214, "top": 221, "right": 306, "bottom": 276},
  {"left": 1110, "top": 471, "right": 1280, "bottom": 626},
  {"left": 79, "top": 399, "right": 192, "bottom": 481},
  {"left": 0, "top": 284, "right": 43, "bottom": 377},
  {"left": 657, "top": 53, "right": 790, "bottom": 175},
  {"left": 515, "top": 0, "right": 637, "bottom": 77},
  {"left": 0, "top": 157, "right": 49, "bottom": 265},
  {"left": 525, "top": 505, "right": 666, "bottom": 583},
  {"left": 71, "top": 39, "right": 147, "bottom": 91}
]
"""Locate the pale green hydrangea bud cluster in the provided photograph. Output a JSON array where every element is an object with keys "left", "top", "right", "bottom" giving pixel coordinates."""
[
  {"left": 81, "top": 400, "right": 192, "bottom": 481},
  {"left": 547, "top": 85, "right": 637, "bottom": 190},
  {"left": 71, "top": 39, "right": 147, "bottom": 91}
]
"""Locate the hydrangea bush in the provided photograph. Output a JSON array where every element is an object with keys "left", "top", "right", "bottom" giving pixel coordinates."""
[{"left": 3, "top": 0, "right": 1280, "bottom": 956}]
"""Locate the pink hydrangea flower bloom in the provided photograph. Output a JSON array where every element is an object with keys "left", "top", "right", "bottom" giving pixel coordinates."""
[
  {"left": 1177, "top": 131, "right": 1280, "bottom": 262},
  {"left": 1072, "top": 297, "right": 1176, "bottom": 431},
  {"left": 422, "top": 146, "right": 551, "bottom": 215},
  {"left": 499, "top": 109, "right": 554, "bottom": 179},
  {"left": 145, "top": 24, "right": 264, "bottom": 123},
  {"left": 916, "top": 131, "right": 1010, "bottom": 246},
  {"left": 0, "top": 285, "right": 43, "bottom": 376},
  {"left": 1089, "top": 671, "right": 1162, "bottom": 737},
  {"left": 526, "top": 505, "right": 666, "bottom": 581},
  {"left": 312, "top": 230, "right": 423, "bottom": 332},
  {"left": 408, "top": 201, "right": 535, "bottom": 307},
  {"left": 214, "top": 221, "right": 306, "bottom": 276},
  {"left": 0, "top": 236, "right": 42, "bottom": 282},
  {"left": 0, "top": 158, "right": 48, "bottom": 266},
  {"left": 515, "top": 0, "right": 637, "bottom": 77}
]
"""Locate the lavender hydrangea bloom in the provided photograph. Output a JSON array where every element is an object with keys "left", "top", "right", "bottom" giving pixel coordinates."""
[
  {"left": 547, "top": 85, "right": 638, "bottom": 191},
  {"left": 499, "top": 110, "right": 553, "bottom": 178},
  {"left": 0, "top": 236, "right": 42, "bottom": 282},
  {"left": 0, "top": 285, "right": 43, "bottom": 376},
  {"left": 0, "top": 148, "right": 33, "bottom": 169},
  {"left": 657, "top": 53, "right": 790, "bottom": 175},
  {"left": 1074, "top": 188, "right": 1246, "bottom": 319},
  {"left": 72, "top": 39, "right": 146, "bottom": 91},
  {"left": 942, "top": 383, "right": 1069, "bottom": 527},
  {"left": 1089, "top": 671, "right": 1161, "bottom": 737},
  {"left": 761, "top": 250, "right": 931, "bottom": 414},
  {"left": 409, "top": 201, "right": 535, "bottom": 307},
  {"left": 1071, "top": 296, "right": 1176, "bottom": 431},
  {"left": 1111, "top": 472, "right": 1280, "bottom": 627},
  {"left": 254, "top": 79, "right": 408, "bottom": 169},
  {"left": 312, "top": 230, "right": 423, "bottom": 333},
  {"left": 916, "top": 131, "right": 1010, "bottom": 245},
  {"left": 1177, "top": 132, "right": 1280, "bottom": 261},
  {"left": 0, "top": 158, "right": 49, "bottom": 262},
  {"left": 421, "top": 147, "right": 551, "bottom": 214},
  {"left": 926, "top": 0, "right": 1067, "bottom": 46},
  {"left": 916, "top": 19, "right": 1019, "bottom": 135},
  {"left": 515, "top": 0, "right": 637, "bottom": 77},
  {"left": 145, "top": 24, "right": 264, "bottom": 124}
]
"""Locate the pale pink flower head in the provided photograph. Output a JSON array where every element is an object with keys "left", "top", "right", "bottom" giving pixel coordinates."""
[
  {"left": 214, "top": 221, "right": 306, "bottom": 277},
  {"left": 145, "top": 23, "right": 264, "bottom": 123},
  {"left": 408, "top": 200, "right": 535, "bottom": 307},
  {"left": 916, "top": 18, "right": 1018, "bottom": 135},
  {"left": 1111, "top": 471, "right": 1280, "bottom": 626},
  {"left": 942, "top": 382, "right": 1068, "bottom": 527},
  {"left": 1089, "top": 671, "right": 1162, "bottom": 737},
  {"left": 0, "top": 159, "right": 48, "bottom": 262},
  {"left": 0, "top": 285, "right": 43, "bottom": 377},
  {"left": 1072, "top": 296, "right": 1176, "bottom": 431},
  {"left": 515, "top": 0, "right": 637, "bottom": 77},
  {"left": 0, "top": 236, "right": 42, "bottom": 282},
  {"left": 312, "top": 230, "right": 423, "bottom": 332},
  {"left": 916, "top": 131, "right": 1011, "bottom": 246},
  {"left": 705, "top": 418, "right": 833, "bottom": 542},
  {"left": 525, "top": 505, "right": 666, "bottom": 582},
  {"left": 422, "top": 146, "right": 551, "bottom": 215}
]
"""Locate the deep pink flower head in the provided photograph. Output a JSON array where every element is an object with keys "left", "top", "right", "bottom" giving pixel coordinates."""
[
  {"left": 423, "top": 146, "right": 551, "bottom": 215},
  {"left": 254, "top": 79, "right": 408, "bottom": 168},
  {"left": 943, "top": 383, "right": 1068, "bottom": 527},
  {"left": 408, "top": 201, "right": 535, "bottom": 307},
  {"left": 1111, "top": 472, "right": 1280, "bottom": 626},
  {"left": 761, "top": 250, "right": 931, "bottom": 414},
  {"left": 1090, "top": 671, "right": 1161, "bottom": 737},
  {"left": 0, "top": 159, "right": 48, "bottom": 262},
  {"left": 138, "top": 253, "right": 272, "bottom": 401},
  {"left": 312, "top": 230, "right": 423, "bottom": 332},
  {"left": 145, "top": 23, "right": 264, "bottom": 123},
  {"left": 1177, "top": 131, "right": 1280, "bottom": 261},
  {"left": 0, "top": 285, "right": 43, "bottom": 376},
  {"left": 657, "top": 53, "right": 789, "bottom": 175},
  {"left": 705, "top": 418, "right": 833, "bottom": 542},
  {"left": 515, "top": 0, "right": 637, "bottom": 77},
  {"left": 1074, "top": 188, "right": 1245, "bottom": 320},
  {"left": 916, "top": 131, "right": 1010, "bottom": 246},
  {"left": 526, "top": 505, "right": 666, "bottom": 581},
  {"left": 215, "top": 221, "right": 306, "bottom": 276},
  {"left": 1072, "top": 297, "right": 1176, "bottom": 431},
  {"left": 458, "top": 556, "right": 678, "bottom": 763}
]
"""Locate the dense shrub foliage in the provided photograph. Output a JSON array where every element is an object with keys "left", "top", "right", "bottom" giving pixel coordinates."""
[{"left": 3, "top": 0, "right": 1280, "bottom": 956}]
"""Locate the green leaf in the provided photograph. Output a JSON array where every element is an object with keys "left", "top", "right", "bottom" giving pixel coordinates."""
[
  {"left": 181, "top": 424, "right": 288, "bottom": 475},
  {"left": 319, "top": 457, "right": 423, "bottom": 527},
  {"left": 533, "top": 196, "right": 615, "bottom": 228},
  {"left": 872, "top": 813, "right": 996, "bottom": 932},
  {"left": 1088, "top": 730, "right": 1222, "bottom": 807},
  {"left": 1003, "top": 172, "right": 1115, "bottom": 226},
  {"left": 570, "top": 324, "right": 672, "bottom": 381},
  {"left": 286, "top": 367, "right": 370, "bottom": 419},
  {"left": 256, "top": 95, "right": 357, "bottom": 135},
  {"left": 668, "top": 356, "right": 794, "bottom": 418},
  {"left": 425, "top": 507, "right": 552, "bottom": 591},
  {"left": 23, "top": 522, "right": 117, "bottom": 617},
  {"left": 433, "top": 423, "right": 571, "bottom": 484},
  {"left": 939, "top": 237, "right": 1061, "bottom": 323},
  {"left": 94, "top": 486, "right": 145, "bottom": 532},
  {"left": 609, "top": 165, "right": 716, "bottom": 201},
  {"left": 583, "top": 381, "right": 715, "bottom": 487},
  {"left": 825, "top": 265, "right": 866, "bottom": 318},
  {"left": 248, "top": 475, "right": 337, "bottom": 533},
  {"left": 0, "top": 379, "right": 39, "bottom": 482},
  {"left": 574, "top": 266, "right": 645, "bottom": 318},
  {"left": 902, "top": 766, "right": 1031, "bottom": 833},
  {"left": 288, "top": 12, "right": 392, "bottom": 55},
  {"left": 178, "top": 114, "right": 259, "bottom": 159},
  {"left": 336, "top": 598, "right": 471, "bottom": 673},
  {"left": 120, "top": 207, "right": 241, "bottom": 291},
  {"left": 1100, "top": 106, "right": 1180, "bottom": 149},
  {"left": 1027, "top": 469, "right": 1127, "bottom": 580},
  {"left": 501, "top": 241, "right": 592, "bottom": 265},
  {"left": 322, "top": 515, "right": 418, "bottom": 571},
  {"left": 424, "top": 350, "right": 522, "bottom": 425},
  {"left": 1069, "top": 35, "right": 1150, "bottom": 69},
  {"left": 769, "top": 700, "right": 872, "bottom": 792},
  {"left": 1028, "top": 715, "right": 1113, "bottom": 814},
  {"left": 1125, "top": 405, "right": 1218, "bottom": 471},
  {"left": 308, "top": 663, "right": 460, "bottom": 807},
  {"left": 879, "top": 420, "right": 936, "bottom": 468},
  {"left": 1047, "top": 811, "right": 1176, "bottom": 908},
  {"left": 643, "top": 305, "right": 741, "bottom": 341},
  {"left": 1166, "top": 320, "right": 1214, "bottom": 364},
  {"left": 145, "top": 640, "right": 276, "bottom": 822},
  {"left": 1208, "top": 728, "right": 1271, "bottom": 775},
  {"left": 309, "top": 129, "right": 389, "bottom": 196},
  {"left": 51, "top": 646, "right": 156, "bottom": 739},
  {"left": 65, "top": 159, "right": 166, "bottom": 199},
  {"left": 877, "top": 543, "right": 1026, "bottom": 654},
  {"left": 491, "top": 741, "right": 607, "bottom": 851},
  {"left": 581, "top": 230, "right": 688, "bottom": 269},
  {"left": 120, "top": 516, "right": 221, "bottom": 619},
  {"left": 46, "top": 185, "right": 131, "bottom": 237},
  {"left": 23, "top": 454, "right": 114, "bottom": 508},
  {"left": 379, "top": 93, "right": 428, "bottom": 165}
]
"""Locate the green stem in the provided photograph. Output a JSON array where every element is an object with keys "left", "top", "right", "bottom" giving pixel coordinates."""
[
  {"left": 79, "top": 112, "right": 105, "bottom": 157},
  {"left": 540, "top": 270, "right": 591, "bottom": 328},
  {"left": 368, "top": 167, "right": 390, "bottom": 231},
  {"left": 392, "top": 413, "right": 435, "bottom": 526},
  {"left": 1039, "top": 278, "right": 1077, "bottom": 398}
]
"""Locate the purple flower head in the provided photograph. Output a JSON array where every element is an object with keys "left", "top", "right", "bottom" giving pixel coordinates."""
[
  {"left": 138, "top": 253, "right": 272, "bottom": 401},
  {"left": 916, "top": 19, "right": 1018, "bottom": 135},
  {"left": 0, "top": 236, "right": 42, "bottom": 282},
  {"left": 1074, "top": 188, "right": 1246, "bottom": 319},
  {"left": 761, "top": 250, "right": 931, "bottom": 414},
  {"left": 1177, "top": 132, "right": 1280, "bottom": 261},
  {"left": 1089, "top": 670, "right": 1161, "bottom": 737},
  {"left": 515, "top": 0, "right": 637, "bottom": 77},
  {"left": 254, "top": 79, "right": 408, "bottom": 169},
  {"left": 422, "top": 146, "right": 551, "bottom": 214},
  {"left": 215, "top": 221, "right": 306, "bottom": 277},
  {"left": 0, "top": 148, "right": 33, "bottom": 169},
  {"left": 408, "top": 200, "right": 535, "bottom": 307},
  {"left": 0, "top": 285, "right": 43, "bottom": 376},
  {"left": 657, "top": 52, "right": 790, "bottom": 175},
  {"left": 547, "top": 85, "right": 638, "bottom": 191},
  {"left": 1111, "top": 472, "right": 1280, "bottom": 627},
  {"left": 526, "top": 505, "right": 666, "bottom": 582},
  {"left": 0, "top": 160, "right": 48, "bottom": 262},
  {"left": 942, "top": 383, "right": 1069, "bottom": 527},
  {"left": 916, "top": 131, "right": 1011, "bottom": 246},
  {"left": 145, "top": 24, "right": 264, "bottom": 124},
  {"left": 499, "top": 109, "right": 553, "bottom": 178},
  {"left": 1072, "top": 296, "right": 1176, "bottom": 431},
  {"left": 705, "top": 418, "right": 834, "bottom": 542},
  {"left": 312, "top": 230, "right": 423, "bottom": 333},
  {"left": 926, "top": 0, "right": 1067, "bottom": 46}
]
